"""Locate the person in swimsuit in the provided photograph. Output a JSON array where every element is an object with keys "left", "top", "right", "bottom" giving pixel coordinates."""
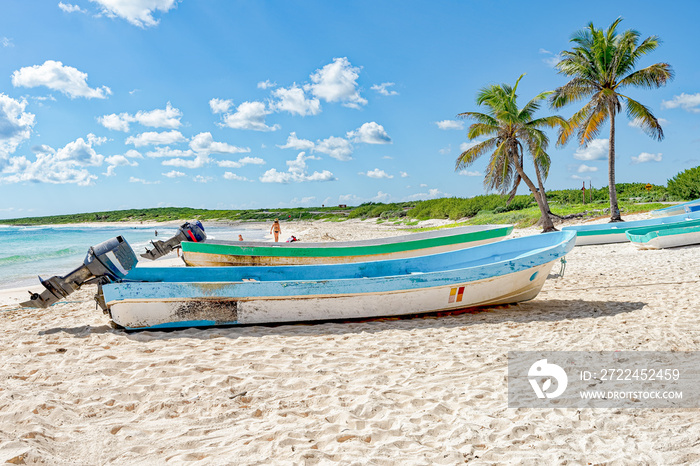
[{"left": 270, "top": 219, "right": 281, "bottom": 242}]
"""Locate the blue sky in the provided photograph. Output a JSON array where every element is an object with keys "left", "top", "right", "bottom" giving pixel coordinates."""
[{"left": 1, "top": 0, "right": 699, "bottom": 219}]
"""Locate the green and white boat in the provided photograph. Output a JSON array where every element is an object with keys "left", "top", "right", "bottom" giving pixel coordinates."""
[
  {"left": 625, "top": 219, "right": 700, "bottom": 249},
  {"left": 562, "top": 211, "right": 700, "bottom": 245},
  {"left": 181, "top": 224, "right": 513, "bottom": 266}
]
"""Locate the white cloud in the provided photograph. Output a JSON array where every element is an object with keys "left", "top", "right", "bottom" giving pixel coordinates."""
[
  {"left": 539, "top": 48, "right": 561, "bottom": 67},
  {"left": 372, "top": 191, "right": 391, "bottom": 203},
  {"left": 98, "top": 102, "right": 183, "bottom": 131},
  {"left": 189, "top": 132, "right": 250, "bottom": 155},
  {"left": 436, "top": 120, "right": 464, "bottom": 130},
  {"left": 103, "top": 154, "right": 138, "bottom": 176},
  {"left": 400, "top": 171, "right": 408, "bottom": 178},
  {"left": 1, "top": 136, "right": 105, "bottom": 186},
  {"left": 59, "top": 2, "right": 86, "bottom": 13},
  {"left": 217, "top": 156, "right": 265, "bottom": 168},
  {"left": 270, "top": 84, "right": 321, "bottom": 116},
  {"left": 405, "top": 188, "right": 446, "bottom": 201},
  {"left": 257, "top": 80, "right": 276, "bottom": 90},
  {"left": 628, "top": 117, "right": 668, "bottom": 129},
  {"left": 129, "top": 176, "right": 160, "bottom": 184},
  {"left": 458, "top": 170, "right": 481, "bottom": 177},
  {"left": 577, "top": 164, "right": 598, "bottom": 173},
  {"left": 277, "top": 132, "right": 315, "bottom": 151},
  {"left": 12, "top": 60, "right": 111, "bottom": 99},
  {"left": 161, "top": 155, "right": 208, "bottom": 169},
  {"left": 439, "top": 146, "right": 451, "bottom": 155},
  {"left": 459, "top": 140, "right": 482, "bottom": 152},
  {"left": 362, "top": 168, "right": 393, "bottom": 179},
  {"left": 631, "top": 152, "right": 662, "bottom": 164},
  {"left": 371, "top": 82, "right": 398, "bottom": 96},
  {"left": 288, "top": 196, "right": 316, "bottom": 206},
  {"left": 661, "top": 93, "right": 700, "bottom": 113},
  {"left": 346, "top": 122, "right": 392, "bottom": 144},
  {"left": 573, "top": 139, "right": 609, "bottom": 161},
  {"left": 56, "top": 137, "right": 104, "bottom": 166},
  {"left": 1, "top": 37, "right": 13, "bottom": 48},
  {"left": 220, "top": 101, "right": 279, "bottom": 132},
  {"left": 314, "top": 136, "right": 353, "bottom": 161},
  {"left": 126, "top": 130, "right": 186, "bottom": 147},
  {"left": 307, "top": 57, "right": 367, "bottom": 109},
  {"left": 146, "top": 147, "right": 193, "bottom": 158},
  {"left": 223, "top": 172, "right": 251, "bottom": 182},
  {"left": 260, "top": 152, "right": 335, "bottom": 183},
  {"left": 0, "top": 94, "right": 35, "bottom": 160},
  {"left": 90, "top": 0, "right": 178, "bottom": 28},
  {"left": 209, "top": 98, "right": 233, "bottom": 114},
  {"left": 571, "top": 174, "right": 591, "bottom": 181},
  {"left": 193, "top": 175, "right": 212, "bottom": 183},
  {"left": 162, "top": 170, "right": 185, "bottom": 178}
]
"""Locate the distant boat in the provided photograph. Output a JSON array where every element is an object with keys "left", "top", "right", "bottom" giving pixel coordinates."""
[
  {"left": 650, "top": 199, "right": 700, "bottom": 217},
  {"left": 181, "top": 224, "right": 514, "bottom": 267},
  {"left": 626, "top": 219, "right": 700, "bottom": 249},
  {"left": 562, "top": 211, "right": 700, "bottom": 245},
  {"left": 101, "top": 230, "right": 576, "bottom": 330}
]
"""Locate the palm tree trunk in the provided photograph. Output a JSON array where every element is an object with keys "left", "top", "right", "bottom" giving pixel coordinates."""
[
  {"left": 608, "top": 106, "right": 622, "bottom": 222},
  {"left": 509, "top": 151, "right": 557, "bottom": 232},
  {"left": 535, "top": 167, "right": 552, "bottom": 214}
]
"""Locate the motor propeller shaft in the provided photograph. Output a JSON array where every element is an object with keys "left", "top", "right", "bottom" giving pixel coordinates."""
[{"left": 140, "top": 220, "right": 206, "bottom": 260}]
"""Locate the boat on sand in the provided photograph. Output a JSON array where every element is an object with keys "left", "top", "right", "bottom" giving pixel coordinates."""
[
  {"left": 21, "top": 230, "right": 576, "bottom": 330},
  {"left": 626, "top": 219, "right": 700, "bottom": 249},
  {"left": 561, "top": 211, "right": 700, "bottom": 245},
  {"left": 181, "top": 224, "right": 513, "bottom": 267},
  {"left": 650, "top": 199, "right": 700, "bottom": 217},
  {"left": 100, "top": 230, "right": 576, "bottom": 330}
]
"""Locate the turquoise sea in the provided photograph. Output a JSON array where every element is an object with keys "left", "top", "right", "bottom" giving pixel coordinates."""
[{"left": 0, "top": 224, "right": 266, "bottom": 290}]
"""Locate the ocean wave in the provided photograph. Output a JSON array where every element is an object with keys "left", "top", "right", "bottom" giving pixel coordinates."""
[{"left": 0, "top": 247, "right": 80, "bottom": 266}]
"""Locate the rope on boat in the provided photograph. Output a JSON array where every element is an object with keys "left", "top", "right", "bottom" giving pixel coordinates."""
[{"left": 556, "top": 257, "right": 567, "bottom": 278}]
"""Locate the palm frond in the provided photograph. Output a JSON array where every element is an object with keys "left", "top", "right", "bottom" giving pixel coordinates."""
[
  {"left": 622, "top": 94, "right": 664, "bottom": 140},
  {"left": 618, "top": 63, "right": 673, "bottom": 89},
  {"left": 455, "top": 138, "right": 497, "bottom": 171}
]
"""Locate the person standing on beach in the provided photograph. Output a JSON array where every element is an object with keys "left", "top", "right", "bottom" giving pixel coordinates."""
[{"left": 270, "top": 219, "right": 281, "bottom": 242}]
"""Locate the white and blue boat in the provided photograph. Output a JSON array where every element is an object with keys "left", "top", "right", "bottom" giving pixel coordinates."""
[
  {"left": 650, "top": 199, "right": 700, "bottom": 217},
  {"left": 21, "top": 231, "right": 575, "bottom": 330},
  {"left": 562, "top": 211, "right": 700, "bottom": 245},
  {"left": 625, "top": 219, "right": 700, "bottom": 250}
]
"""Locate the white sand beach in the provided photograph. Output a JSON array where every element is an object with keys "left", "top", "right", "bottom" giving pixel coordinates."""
[{"left": 1, "top": 216, "right": 700, "bottom": 464}]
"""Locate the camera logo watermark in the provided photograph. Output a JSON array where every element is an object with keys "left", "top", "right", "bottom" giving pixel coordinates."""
[
  {"left": 509, "top": 351, "right": 700, "bottom": 408},
  {"left": 528, "top": 359, "right": 568, "bottom": 399}
]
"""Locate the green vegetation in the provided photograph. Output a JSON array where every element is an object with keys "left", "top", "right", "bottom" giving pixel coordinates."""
[
  {"left": 667, "top": 166, "right": 700, "bottom": 200},
  {"left": 0, "top": 182, "right": 684, "bottom": 229}
]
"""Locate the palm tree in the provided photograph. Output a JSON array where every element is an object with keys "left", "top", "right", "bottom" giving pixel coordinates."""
[
  {"left": 550, "top": 18, "right": 673, "bottom": 222},
  {"left": 456, "top": 75, "right": 567, "bottom": 232}
]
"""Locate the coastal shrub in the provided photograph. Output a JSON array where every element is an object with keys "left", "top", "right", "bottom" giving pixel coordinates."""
[
  {"left": 407, "top": 195, "right": 532, "bottom": 220},
  {"left": 667, "top": 166, "right": 700, "bottom": 200}
]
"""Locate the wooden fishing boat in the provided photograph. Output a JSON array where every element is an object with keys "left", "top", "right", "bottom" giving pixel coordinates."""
[
  {"left": 561, "top": 211, "right": 700, "bottom": 245},
  {"left": 100, "top": 230, "right": 576, "bottom": 330},
  {"left": 181, "top": 224, "right": 514, "bottom": 267},
  {"left": 650, "top": 199, "right": 700, "bottom": 217},
  {"left": 625, "top": 219, "right": 700, "bottom": 249}
]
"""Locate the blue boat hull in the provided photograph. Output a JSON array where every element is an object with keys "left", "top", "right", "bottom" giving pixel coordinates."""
[{"left": 102, "top": 231, "right": 576, "bottom": 329}]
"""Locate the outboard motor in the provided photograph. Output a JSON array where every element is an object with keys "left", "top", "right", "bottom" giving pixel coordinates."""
[
  {"left": 21, "top": 236, "right": 138, "bottom": 309},
  {"left": 140, "top": 220, "right": 206, "bottom": 261}
]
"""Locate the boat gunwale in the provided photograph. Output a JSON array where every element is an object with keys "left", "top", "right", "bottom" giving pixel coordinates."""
[{"left": 182, "top": 224, "right": 514, "bottom": 258}]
